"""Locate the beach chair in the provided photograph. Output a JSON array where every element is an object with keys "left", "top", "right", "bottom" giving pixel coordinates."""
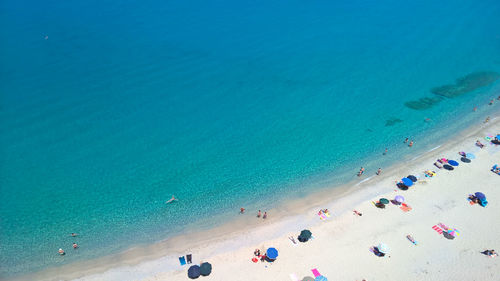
[
  {"left": 432, "top": 225, "right": 443, "bottom": 234},
  {"left": 311, "top": 268, "right": 321, "bottom": 277},
  {"left": 179, "top": 256, "right": 186, "bottom": 266},
  {"left": 186, "top": 254, "right": 192, "bottom": 264}
]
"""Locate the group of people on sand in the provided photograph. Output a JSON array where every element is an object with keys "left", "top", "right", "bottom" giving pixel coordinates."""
[{"left": 58, "top": 233, "right": 79, "bottom": 255}]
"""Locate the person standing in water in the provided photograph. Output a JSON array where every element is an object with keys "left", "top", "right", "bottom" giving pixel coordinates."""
[
  {"left": 409, "top": 140, "right": 414, "bottom": 147},
  {"left": 383, "top": 148, "right": 388, "bottom": 155},
  {"left": 357, "top": 167, "right": 364, "bottom": 176},
  {"left": 58, "top": 248, "right": 65, "bottom": 255},
  {"left": 263, "top": 212, "right": 267, "bottom": 219},
  {"left": 376, "top": 168, "right": 382, "bottom": 175},
  {"left": 257, "top": 210, "right": 261, "bottom": 218},
  {"left": 73, "top": 243, "right": 78, "bottom": 249},
  {"left": 240, "top": 208, "right": 245, "bottom": 214},
  {"left": 404, "top": 137, "right": 408, "bottom": 143}
]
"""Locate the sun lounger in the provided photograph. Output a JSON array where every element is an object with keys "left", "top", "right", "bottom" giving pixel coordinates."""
[
  {"left": 186, "top": 254, "right": 192, "bottom": 264},
  {"left": 179, "top": 256, "right": 186, "bottom": 266},
  {"left": 311, "top": 269, "right": 321, "bottom": 278},
  {"left": 432, "top": 225, "right": 443, "bottom": 234},
  {"left": 289, "top": 273, "right": 299, "bottom": 281}
]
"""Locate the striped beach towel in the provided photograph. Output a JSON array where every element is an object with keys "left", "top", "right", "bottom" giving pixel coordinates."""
[
  {"left": 400, "top": 203, "right": 412, "bottom": 212},
  {"left": 432, "top": 225, "right": 443, "bottom": 234}
]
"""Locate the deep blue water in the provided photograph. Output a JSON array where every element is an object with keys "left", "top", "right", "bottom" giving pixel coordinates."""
[{"left": 1, "top": 0, "right": 500, "bottom": 277}]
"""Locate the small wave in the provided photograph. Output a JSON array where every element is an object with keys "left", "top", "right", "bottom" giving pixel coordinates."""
[{"left": 356, "top": 176, "right": 374, "bottom": 186}]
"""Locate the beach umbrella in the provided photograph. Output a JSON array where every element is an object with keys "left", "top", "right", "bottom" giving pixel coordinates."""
[
  {"left": 466, "top": 153, "right": 475, "bottom": 159},
  {"left": 475, "top": 192, "right": 486, "bottom": 201},
  {"left": 443, "top": 164, "right": 454, "bottom": 170},
  {"left": 460, "top": 157, "right": 471, "bottom": 163},
  {"left": 299, "top": 229, "right": 312, "bottom": 241},
  {"left": 302, "top": 277, "right": 315, "bottom": 281},
  {"left": 447, "top": 228, "right": 460, "bottom": 237},
  {"left": 377, "top": 243, "right": 389, "bottom": 254},
  {"left": 315, "top": 276, "right": 328, "bottom": 281},
  {"left": 448, "top": 160, "right": 459, "bottom": 166},
  {"left": 407, "top": 175, "right": 418, "bottom": 182},
  {"left": 401, "top": 178, "right": 413, "bottom": 187},
  {"left": 266, "top": 247, "right": 278, "bottom": 260},
  {"left": 188, "top": 265, "right": 201, "bottom": 279},
  {"left": 379, "top": 198, "right": 390, "bottom": 204},
  {"left": 199, "top": 262, "right": 212, "bottom": 276},
  {"left": 394, "top": 195, "right": 405, "bottom": 203}
]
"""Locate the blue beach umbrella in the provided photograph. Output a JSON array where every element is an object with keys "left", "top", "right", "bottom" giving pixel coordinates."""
[
  {"left": 401, "top": 178, "right": 413, "bottom": 187},
  {"left": 466, "top": 153, "right": 475, "bottom": 159},
  {"left": 266, "top": 247, "right": 278, "bottom": 259},
  {"left": 188, "top": 265, "right": 201, "bottom": 279},
  {"left": 448, "top": 160, "right": 459, "bottom": 166},
  {"left": 315, "top": 276, "right": 328, "bottom": 281},
  {"left": 475, "top": 192, "right": 486, "bottom": 201}
]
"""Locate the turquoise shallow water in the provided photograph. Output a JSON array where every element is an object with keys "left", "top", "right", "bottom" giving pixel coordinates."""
[{"left": 1, "top": 0, "right": 500, "bottom": 277}]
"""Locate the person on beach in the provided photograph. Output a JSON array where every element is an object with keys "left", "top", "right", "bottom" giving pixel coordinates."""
[
  {"left": 483, "top": 249, "right": 498, "bottom": 257},
  {"left": 484, "top": 116, "right": 490, "bottom": 123},
  {"left": 476, "top": 140, "right": 485, "bottom": 148},
  {"left": 58, "top": 248, "right": 65, "bottom": 255},
  {"left": 254, "top": 249, "right": 261, "bottom": 256},
  {"left": 353, "top": 210, "right": 362, "bottom": 216},
  {"left": 409, "top": 140, "right": 414, "bottom": 147},
  {"left": 376, "top": 168, "right": 382, "bottom": 175},
  {"left": 404, "top": 137, "right": 408, "bottom": 143},
  {"left": 383, "top": 148, "right": 388, "bottom": 155},
  {"left": 166, "top": 195, "right": 178, "bottom": 204},
  {"left": 73, "top": 243, "right": 78, "bottom": 249},
  {"left": 257, "top": 210, "right": 261, "bottom": 218},
  {"left": 240, "top": 207, "right": 245, "bottom": 214},
  {"left": 263, "top": 212, "right": 267, "bottom": 219},
  {"left": 357, "top": 167, "right": 364, "bottom": 176}
]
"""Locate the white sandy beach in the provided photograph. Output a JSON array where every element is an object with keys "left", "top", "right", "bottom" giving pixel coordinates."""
[{"left": 18, "top": 117, "right": 500, "bottom": 281}]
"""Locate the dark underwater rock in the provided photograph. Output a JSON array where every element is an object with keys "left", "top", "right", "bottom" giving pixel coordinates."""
[
  {"left": 385, "top": 117, "right": 403, "bottom": 126},
  {"left": 431, "top": 71, "right": 500, "bottom": 98},
  {"left": 404, "top": 96, "right": 444, "bottom": 110}
]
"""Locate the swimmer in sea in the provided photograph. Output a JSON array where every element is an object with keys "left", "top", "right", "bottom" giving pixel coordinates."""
[
  {"left": 409, "top": 140, "right": 414, "bottom": 147},
  {"left": 383, "top": 148, "right": 388, "bottom": 155},
  {"left": 240, "top": 207, "right": 245, "bottom": 214},
  {"left": 489, "top": 99, "right": 494, "bottom": 105},
  {"left": 166, "top": 195, "right": 178, "bottom": 204},
  {"left": 73, "top": 243, "right": 78, "bottom": 249},
  {"left": 70, "top": 233, "right": 78, "bottom": 237},
  {"left": 357, "top": 167, "right": 365, "bottom": 177},
  {"left": 58, "top": 248, "right": 65, "bottom": 255},
  {"left": 404, "top": 137, "right": 408, "bottom": 143},
  {"left": 473, "top": 107, "right": 477, "bottom": 112}
]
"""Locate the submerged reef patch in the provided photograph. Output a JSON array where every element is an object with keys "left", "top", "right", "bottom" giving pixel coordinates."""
[
  {"left": 431, "top": 71, "right": 500, "bottom": 98},
  {"left": 385, "top": 117, "right": 403, "bottom": 126},
  {"left": 404, "top": 96, "right": 444, "bottom": 110},
  {"left": 404, "top": 71, "right": 500, "bottom": 110}
]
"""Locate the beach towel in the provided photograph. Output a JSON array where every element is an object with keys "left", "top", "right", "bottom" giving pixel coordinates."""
[
  {"left": 432, "top": 225, "right": 443, "bottom": 234},
  {"left": 186, "top": 254, "right": 192, "bottom": 264},
  {"left": 438, "top": 223, "right": 449, "bottom": 231},
  {"left": 318, "top": 212, "right": 327, "bottom": 220},
  {"left": 311, "top": 268, "right": 321, "bottom": 278},
  {"left": 179, "top": 256, "right": 186, "bottom": 266},
  {"left": 400, "top": 203, "right": 412, "bottom": 212},
  {"left": 289, "top": 273, "right": 299, "bottom": 281}
]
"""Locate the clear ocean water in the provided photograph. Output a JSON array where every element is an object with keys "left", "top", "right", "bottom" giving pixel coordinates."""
[{"left": 1, "top": 0, "right": 499, "bottom": 277}]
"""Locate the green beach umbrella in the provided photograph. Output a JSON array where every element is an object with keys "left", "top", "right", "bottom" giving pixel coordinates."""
[
  {"left": 379, "top": 198, "right": 390, "bottom": 204},
  {"left": 302, "top": 277, "right": 315, "bottom": 281},
  {"left": 199, "top": 262, "right": 212, "bottom": 276}
]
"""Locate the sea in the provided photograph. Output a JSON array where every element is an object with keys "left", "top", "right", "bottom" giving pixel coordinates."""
[{"left": 1, "top": 0, "right": 500, "bottom": 277}]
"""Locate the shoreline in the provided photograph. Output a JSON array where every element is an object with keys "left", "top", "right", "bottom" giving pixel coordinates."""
[{"left": 11, "top": 113, "right": 500, "bottom": 281}]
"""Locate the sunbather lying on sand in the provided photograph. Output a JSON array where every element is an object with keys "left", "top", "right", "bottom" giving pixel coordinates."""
[
  {"left": 353, "top": 210, "right": 362, "bottom": 216},
  {"left": 482, "top": 249, "right": 498, "bottom": 258},
  {"left": 434, "top": 162, "right": 443, "bottom": 169},
  {"left": 476, "top": 140, "right": 485, "bottom": 148}
]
